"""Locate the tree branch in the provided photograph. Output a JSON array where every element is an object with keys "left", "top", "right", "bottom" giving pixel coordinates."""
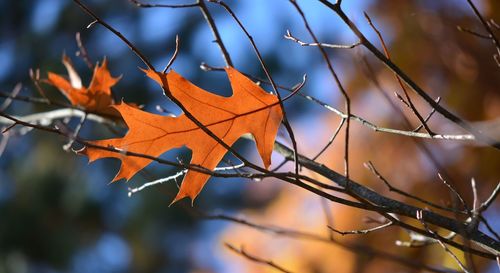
[
  {"left": 318, "top": 0, "right": 500, "bottom": 149},
  {"left": 225, "top": 243, "right": 294, "bottom": 273}
]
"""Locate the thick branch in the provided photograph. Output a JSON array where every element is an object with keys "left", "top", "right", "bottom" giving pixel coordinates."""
[
  {"left": 273, "top": 141, "right": 500, "bottom": 257},
  {"left": 1, "top": 107, "right": 498, "bottom": 257}
]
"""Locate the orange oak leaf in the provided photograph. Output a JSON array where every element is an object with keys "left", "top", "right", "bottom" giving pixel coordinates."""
[
  {"left": 80, "top": 67, "right": 283, "bottom": 204},
  {"left": 46, "top": 55, "right": 120, "bottom": 117}
]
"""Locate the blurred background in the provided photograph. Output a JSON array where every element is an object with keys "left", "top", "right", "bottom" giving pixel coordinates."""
[{"left": 0, "top": 0, "right": 499, "bottom": 272}]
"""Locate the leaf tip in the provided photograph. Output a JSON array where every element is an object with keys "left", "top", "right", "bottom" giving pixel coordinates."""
[
  {"left": 110, "top": 175, "right": 124, "bottom": 184},
  {"left": 101, "top": 56, "right": 108, "bottom": 67},
  {"left": 110, "top": 166, "right": 132, "bottom": 184},
  {"left": 169, "top": 191, "right": 196, "bottom": 207},
  {"left": 170, "top": 194, "right": 184, "bottom": 207},
  {"left": 263, "top": 159, "right": 272, "bottom": 170},
  {"left": 138, "top": 66, "right": 149, "bottom": 74},
  {"left": 75, "top": 146, "right": 102, "bottom": 164}
]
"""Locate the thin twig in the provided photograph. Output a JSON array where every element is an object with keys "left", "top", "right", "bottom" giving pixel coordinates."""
[
  {"left": 199, "top": 63, "right": 477, "bottom": 142},
  {"left": 364, "top": 161, "right": 467, "bottom": 214},
  {"left": 457, "top": 26, "right": 491, "bottom": 39},
  {"left": 318, "top": 0, "right": 500, "bottom": 149},
  {"left": 128, "top": 163, "right": 246, "bottom": 196},
  {"left": 417, "top": 210, "right": 472, "bottom": 273},
  {"left": 478, "top": 182, "right": 500, "bottom": 213},
  {"left": 479, "top": 215, "right": 500, "bottom": 241},
  {"left": 273, "top": 141, "right": 499, "bottom": 258},
  {"left": 208, "top": 0, "right": 301, "bottom": 185},
  {"left": 73, "top": 0, "right": 154, "bottom": 69},
  {"left": 491, "top": 19, "right": 500, "bottom": 30},
  {"left": 0, "top": 108, "right": 115, "bottom": 127},
  {"left": 468, "top": 180, "right": 500, "bottom": 235},
  {"left": 284, "top": 29, "right": 361, "bottom": 49},
  {"left": 225, "top": 243, "right": 294, "bottom": 273},
  {"left": 364, "top": 12, "right": 435, "bottom": 136},
  {"left": 62, "top": 112, "right": 87, "bottom": 151},
  {"left": 198, "top": 0, "right": 233, "bottom": 67},
  {"left": 0, "top": 84, "right": 22, "bottom": 112},
  {"left": 3, "top": 108, "right": 499, "bottom": 257},
  {"left": 204, "top": 213, "right": 460, "bottom": 273},
  {"left": 72, "top": 0, "right": 285, "bottom": 182},
  {"left": 472, "top": 178, "right": 479, "bottom": 212},
  {"left": 289, "top": 0, "right": 352, "bottom": 185},
  {"left": 271, "top": 158, "right": 289, "bottom": 172},
  {"left": 0, "top": 110, "right": 367, "bottom": 211},
  {"left": 312, "top": 117, "right": 345, "bottom": 160},
  {"left": 163, "top": 35, "right": 180, "bottom": 73},
  {"left": 75, "top": 32, "right": 93, "bottom": 69},
  {"left": 358, "top": 53, "right": 461, "bottom": 208},
  {"left": 29, "top": 68, "right": 48, "bottom": 99},
  {"left": 328, "top": 221, "right": 392, "bottom": 235},
  {"left": 396, "top": 229, "right": 457, "bottom": 248},
  {"left": 129, "top": 0, "right": 198, "bottom": 8},
  {"left": 414, "top": 97, "right": 441, "bottom": 132},
  {"left": 437, "top": 173, "right": 469, "bottom": 213},
  {"left": 0, "top": 91, "right": 68, "bottom": 108},
  {"left": 466, "top": 0, "right": 500, "bottom": 65}
]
